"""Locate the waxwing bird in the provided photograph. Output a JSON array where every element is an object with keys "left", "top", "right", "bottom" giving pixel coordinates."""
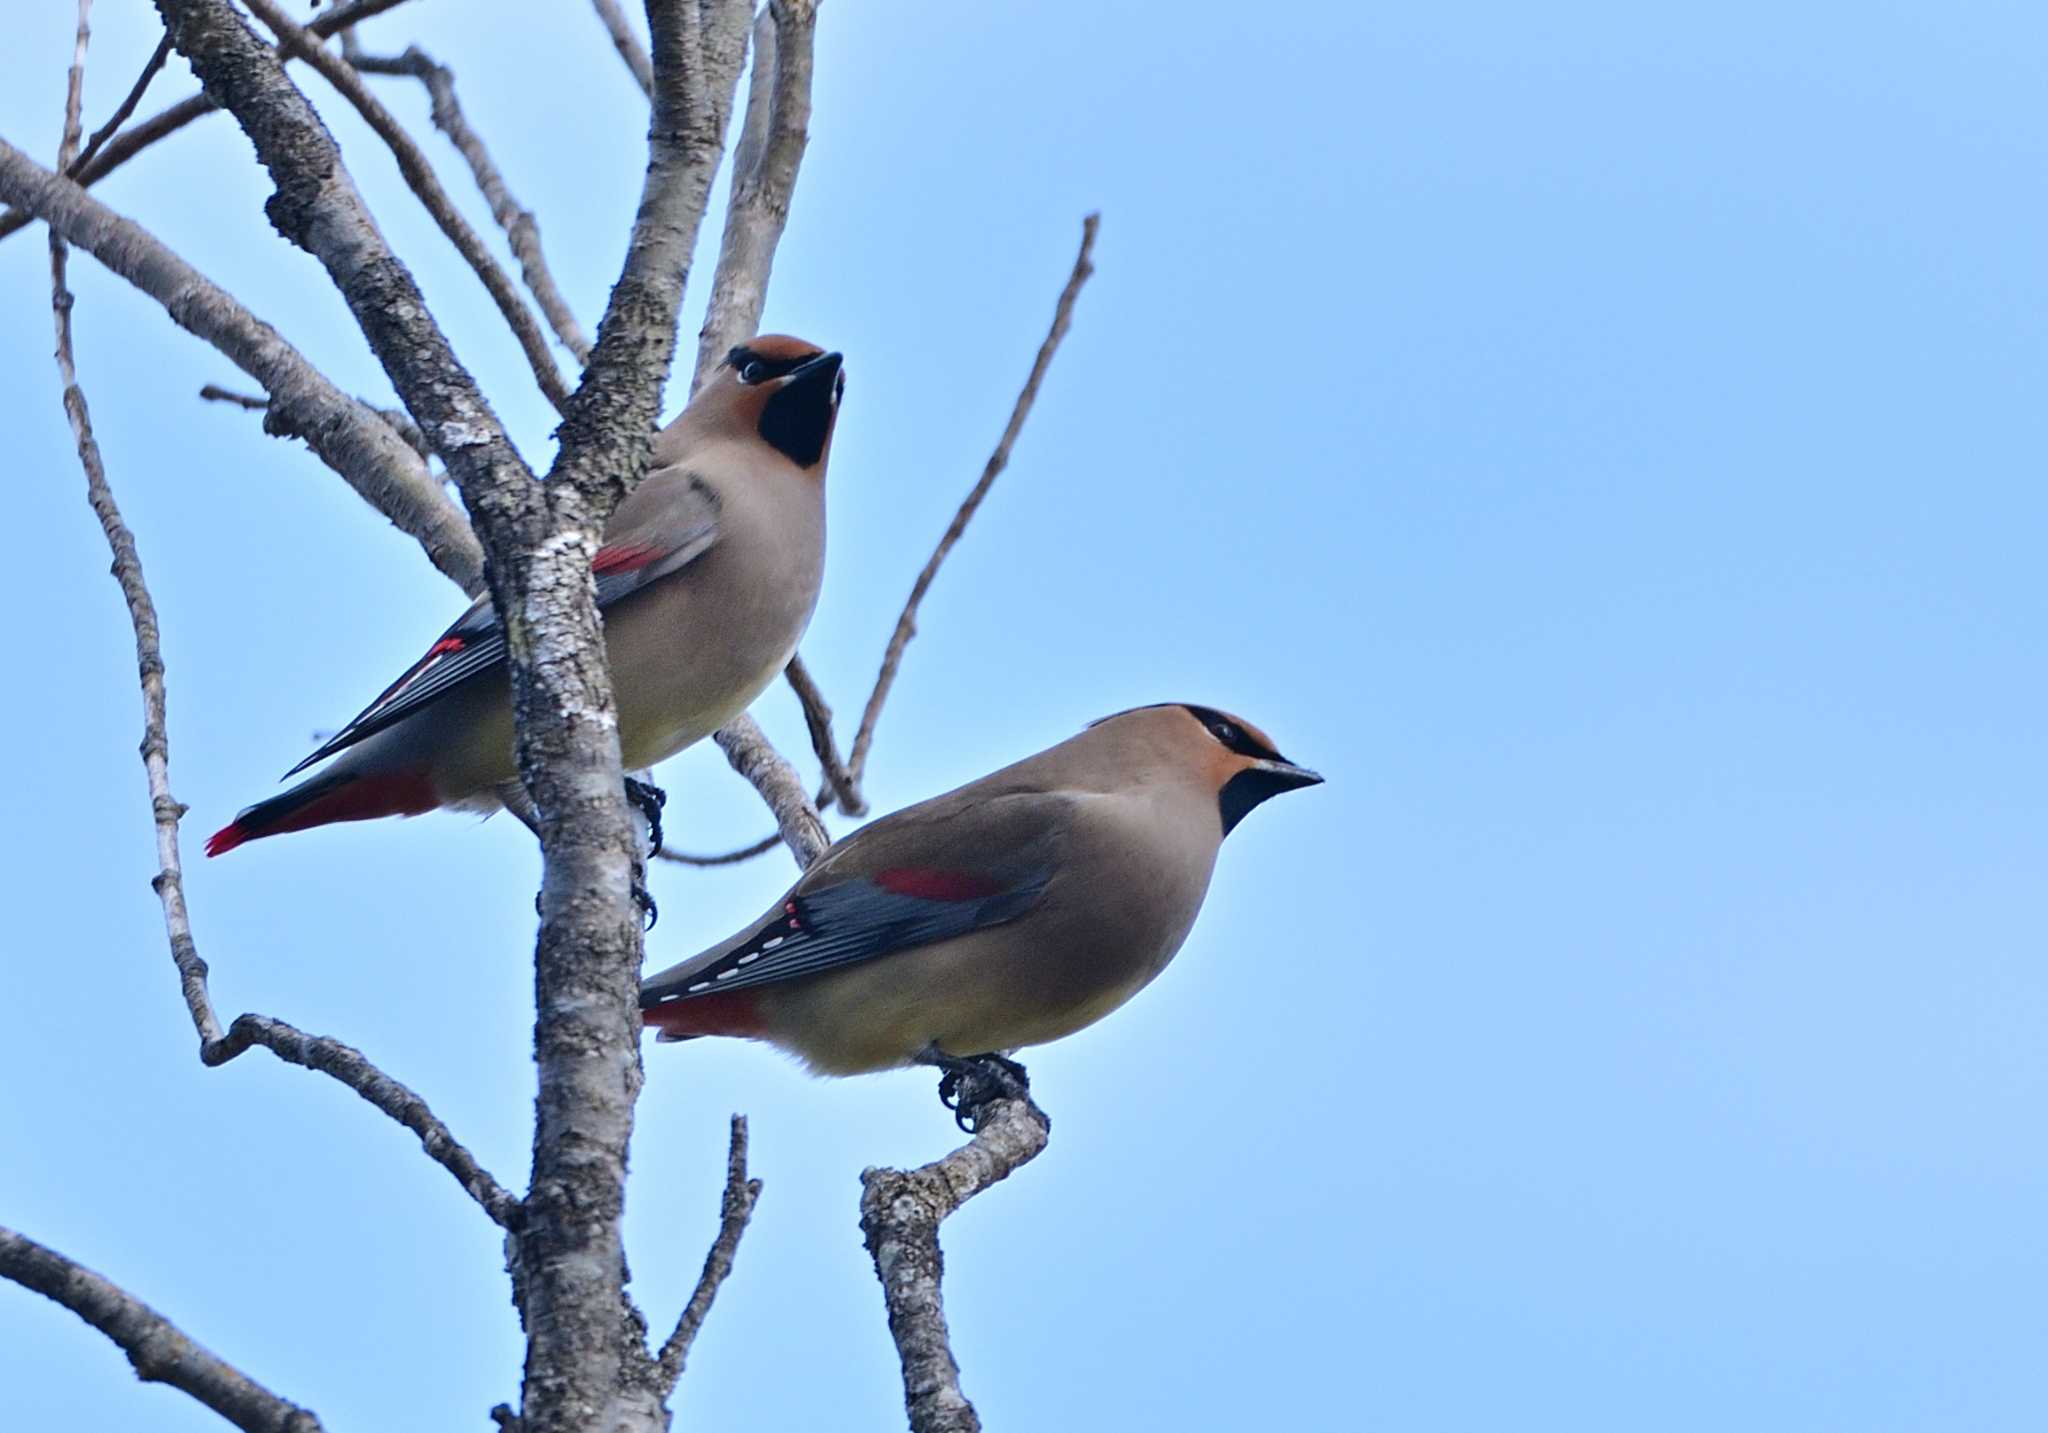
[
  {"left": 207, "top": 337, "right": 846, "bottom": 857},
  {"left": 641, "top": 703, "right": 1323, "bottom": 1115}
]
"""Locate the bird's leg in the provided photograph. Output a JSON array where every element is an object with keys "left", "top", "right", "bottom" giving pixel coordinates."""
[
  {"left": 623, "top": 776, "right": 668, "bottom": 858},
  {"left": 915, "top": 1044, "right": 1037, "bottom": 1134}
]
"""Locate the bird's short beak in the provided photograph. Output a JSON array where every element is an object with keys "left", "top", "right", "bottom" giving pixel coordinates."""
[
  {"left": 782, "top": 350, "right": 844, "bottom": 391},
  {"left": 1251, "top": 757, "right": 1324, "bottom": 791}
]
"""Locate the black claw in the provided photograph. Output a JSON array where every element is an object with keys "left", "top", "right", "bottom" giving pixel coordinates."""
[
  {"left": 919, "top": 1046, "right": 1033, "bottom": 1133},
  {"left": 623, "top": 777, "right": 668, "bottom": 858},
  {"left": 535, "top": 872, "right": 658, "bottom": 931}
]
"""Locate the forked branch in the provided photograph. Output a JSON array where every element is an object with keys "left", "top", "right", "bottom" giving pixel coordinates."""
[
  {"left": 0, "top": 0, "right": 421, "bottom": 244},
  {"left": 0, "top": 139, "right": 484, "bottom": 592},
  {"left": 241, "top": 0, "right": 574, "bottom": 413},
  {"left": 348, "top": 45, "right": 593, "bottom": 363},
  {"left": 45, "top": 53, "right": 516, "bottom": 1234},
  {"left": 861, "top": 1095, "right": 1054, "bottom": 1433},
  {"left": 652, "top": 1115, "right": 763, "bottom": 1395}
]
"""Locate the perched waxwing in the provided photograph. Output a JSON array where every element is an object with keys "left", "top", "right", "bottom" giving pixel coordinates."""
[
  {"left": 208, "top": 336, "right": 845, "bottom": 856},
  {"left": 641, "top": 704, "right": 1322, "bottom": 1083}
]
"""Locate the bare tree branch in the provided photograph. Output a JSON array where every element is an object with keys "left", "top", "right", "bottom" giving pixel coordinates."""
[
  {"left": 199, "top": 381, "right": 433, "bottom": 460},
  {"left": 0, "top": 93, "right": 209, "bottom": 244},
  {"left": 0, "top": 139, "right": 485, "bottom": 593},
  {"left": 70, "top": 32, "right": 172, "bottom": 179},
  {"left": 0, "top": 1226, "right": 324, "bottom": 1433},
  {"left": 713, "top": 715, "right": 832, "bottom": 868},
  {"left": 785, "top": 651, "right": 863, "bottom": 815},
  {"left": 350, "top": 46, "right": 594, "bottom": 363},
  {"left": 46, "top": 3, "right": 515, "bottom": 1244},
  {"left": 303, "top": 0, "right": 418, "bottom": 32},
  {"left": 238, "top": 0, "right": 573, "bottom": 414},
  {"left": 652, "top": 1116, "right": 762, "bottom": 1396},
  {"left": 656, "top": 831, "right": 782, "bottom": 867},
  {"left": 860, "top": 1096, "right": 1053, "bottom": 1433},
  {"left": 691, "top": 0, "right": 815, "bottom": 386},
  {"left": 591, "top": 0, "right": 657, "bottom": 99},
  {"left": 196, "top": 380, "right": 266, "bottom": 410},
  {"left": 203, "top": 1015, "right": 522, "bottom": 1228},
  {"left": 504, "top": 3, "right": 753, "bottom": 1426},
  {"left": 0, "top": 0, "right": 418, "bottom": 244},
  {"left": 151, "top": 0, "right": 535, "bottom": 501},
  {"left": 849, "top": 213, "right": 1099, "bottom": 785}
]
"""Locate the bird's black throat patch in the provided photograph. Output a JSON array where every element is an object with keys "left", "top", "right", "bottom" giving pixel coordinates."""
[
  {"left": 1218, "top": 765, "right": 1311, "bottom": 836},
  {"left": 758, "top": 354, "right": 842, "bottom": 468}
]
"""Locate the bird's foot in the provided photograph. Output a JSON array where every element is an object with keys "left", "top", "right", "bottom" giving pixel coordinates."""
[
  {"left": 917, "top": 1045, "right": 1038, "bottom": 1134},
  {"left": 623, "top": 777, "right": 668, "bottom": 859},
  {"left": 632, "top": 871, "right": 659, "bottom": 931}
]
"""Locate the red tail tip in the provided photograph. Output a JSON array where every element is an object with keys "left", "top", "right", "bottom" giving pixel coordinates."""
[
  {"left": 642, "top": 990, "right": 763, "bottom": 1041},
  {"left": 205, "top": 823, "right": 249, "bottom": 858}
]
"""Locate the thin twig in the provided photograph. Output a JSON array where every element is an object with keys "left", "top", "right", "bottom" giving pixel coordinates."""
[
  {"left": 0, "top": 138, "right": 484, "bottom": 592},
  {"left": 200, "top": 381, "right": 432, "bottom": 460},
  {"left": 53, "top": 222, "right": 518, "bottom": 1230},
  {"left": 849, "top": 215, "right": 1099, "bottom": 785},
  {"left": 0, "top": 94, "right": 209, "bottom": 244},
  {"left": 204, "top": 1015, "right": 523, "bottom": 1228},
  {"left": 158, "top": 0, "right": 534, "bottom": 550},
  {"left": 46, "top": 27, "right": 517, "bottom": 1237},
  {"left": 653, "top": 1116, "right": 763, "bottom": 1395},
  {"left": 860, "top": 1095, "right": 1052, "bottom": 1433},
  {"left": 197, "top": 381, "right": 266, "bottom": 410},
  {"left": 50, "top": 2, "right": 221, "bottom": 1052},
  {"left": 0, "top": 1226, "right": 324, "bottom": 1433},
  {"left": 0, "top": 0, "right": 418, "bottom": 244},
  {"left": 71, "top": 32, "right": 173, "bottom": 179},
  {"left": 712, "top": 715, "right": 831, "bottom": 868},
  {"left": 590, "top": 0, "right": 656, "bottom": 98},
  {"left": 351, "top": 46, "right": 593, "bottom": 363},
  {"left": 785, "top": 652, "right": 863, "bottom": 815},
  {"left": 656, "top": 832, "right": 782, "bottom": 867},
  {"left": 242, "top": 0, "right": 573, "bottom": 414}
]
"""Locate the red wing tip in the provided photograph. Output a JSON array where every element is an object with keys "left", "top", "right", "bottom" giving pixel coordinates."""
[
  {"left": 204, "top": 824, "right": 248, "bottom": 858},
  {"left": 593, "top": 543, "right": 662, "bottom": 574},
  {"left": 873, "top": 867, "right": 1008, "bottom": 901}
]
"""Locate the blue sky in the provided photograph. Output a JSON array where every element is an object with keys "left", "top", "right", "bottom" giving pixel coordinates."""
[{"left": 4, "top": 2, "right": 2045, "bottom": 1429}]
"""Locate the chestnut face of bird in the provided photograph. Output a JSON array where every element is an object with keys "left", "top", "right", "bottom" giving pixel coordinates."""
[
  {"left": 701, "top": 334, "right": 846, "bottom": 471},
  {"left": 1089, "top": 702, "right": 1325, "bottom": 834}
]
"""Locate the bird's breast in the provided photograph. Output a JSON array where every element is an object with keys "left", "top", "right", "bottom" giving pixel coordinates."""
[{"left": 605, "top": 476, "right": 823, "bottom": 768}]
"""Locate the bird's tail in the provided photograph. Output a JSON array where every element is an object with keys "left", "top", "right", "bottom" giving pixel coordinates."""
[
  {"left": 640, "top": 987, "right": 765, "bottom": 1043},
  {"left": 205, "top": 769, "right": 436, "bottom": 857}
]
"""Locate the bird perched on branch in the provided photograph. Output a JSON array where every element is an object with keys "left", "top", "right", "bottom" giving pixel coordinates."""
[
  {"left": 207, "top": 335, "right": 845, "bottom": 858},
  {"left": 641, "top": 703, "right": 1322, "bottom": 1122}
]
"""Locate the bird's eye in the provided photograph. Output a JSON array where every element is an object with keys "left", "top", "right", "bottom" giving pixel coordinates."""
[
  {"left": 1207, "top": 718, "right": 1239, "bottom": 746},
  {"left": 739, "top": 360, "right": 768, "bottom": 384}
]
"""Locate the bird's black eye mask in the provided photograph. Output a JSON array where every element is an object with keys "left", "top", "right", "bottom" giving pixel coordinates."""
[
  {"left": 1179, "top": 704, "right": 1286, "bottom": 763},
  {"left": 728, "top": 345, "right": 817, "bottom": 385}
]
